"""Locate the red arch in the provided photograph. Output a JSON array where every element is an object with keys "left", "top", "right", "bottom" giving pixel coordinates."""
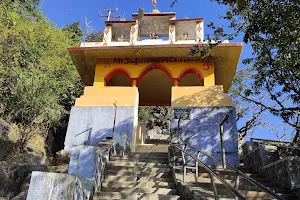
[
  {"left": 105, "top": 68, "right": 131, "bottom": 83},
  {"left": 177, "top": 67, "right": 204, "bottom": 81},
  {"left": 137, "top": 64, "right": 174, "bottom": 83}
]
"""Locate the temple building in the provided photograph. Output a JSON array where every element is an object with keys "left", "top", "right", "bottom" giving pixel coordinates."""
[{"left": 65, "top": 7, "right": 243, "bottom": 166}]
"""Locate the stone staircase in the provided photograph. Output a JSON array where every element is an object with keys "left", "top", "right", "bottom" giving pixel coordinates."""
[
  {"left": 174, "top": 165, "right": 295, "bottom": 200},
  {"left": 94, "top": 152, "right": 180, "bottom": 200}
]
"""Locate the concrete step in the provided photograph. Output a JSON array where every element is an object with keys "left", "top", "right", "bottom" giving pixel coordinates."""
[
  {"left": 106, "top": 165, "right": 170, "bottom": 172},
  {"left": 196, "top": 171, "right": 265, "bottom": 180},
  {"left": 189, "top": 186, "right": 291, "bottom": 199},
  {"left": 108, "top": 160, "right": 169, "bottom": 168},
  {"left": 194, "top": 181, "right": 287, "bottom": 194},
  {"left": 101, "top": 187, "right": 177, "bottom": 194},
  {"left": 102, "top": 180, "right": 175, "bottom": 189},
  {"left": 195, "top": 177, "right": 282, "bottom": 191},
  {"left": 131, "top": 152, "right": 169, "bottom": 156},
  {"left": 105, "top": 168, "right": 170, "bottom": 177},
  {"left": 198, "top": 166, "right": 255, "bottom": 174},
  {"left": 94, "top": 192, "right": 180, "bottom": 200},
  {"left": 111, "top": 156, "right": 169, "bottom": 163},
  {"left": 103, "top": 175, "right": 172, "bottom": 182}
]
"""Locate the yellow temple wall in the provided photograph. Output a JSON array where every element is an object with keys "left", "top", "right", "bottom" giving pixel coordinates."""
[
  {"left": 171, "top": 86, "right": 233, "bottom": 107},
  {"left": 93, "top": 58, "right": 215, "bottom": 87}
]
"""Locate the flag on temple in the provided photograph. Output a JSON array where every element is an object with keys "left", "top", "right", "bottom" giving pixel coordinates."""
[{"left": 152, "top": 0, "right": 157, "bottom": 6}]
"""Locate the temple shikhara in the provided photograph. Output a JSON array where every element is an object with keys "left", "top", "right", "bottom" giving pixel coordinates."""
[{"left": 65, "top": 6, "right": 243, "bottom": 166}]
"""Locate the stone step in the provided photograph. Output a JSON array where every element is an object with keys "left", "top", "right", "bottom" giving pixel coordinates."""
[
  {"left": 108, "top": 160, "right": 169, "bottom": 168},
  {"left": 194, "top": 181, "right": 287, "bottom": 194},
  {"left": 94, "top": 192, "right": 180, "bottom": 200},
  {"left": 103, "top": 175, "right": 172, "bottom": 182},
  {"left": 101, "top": 187, "right": 177, "bottom": 194},
  {"left": 106, "top": 166, "right": 170, "bottom": 174},
  {"left": 102, "top": 180, "right": 175, "bottom": 189},
  {"left": 131, "top": 152, "right": 169, "bottom": 156},
  {"left": 196, "top": 177, "right": 279, "bottom": 190},
  {"left": 190, "top": 186, "right": 291, "bottom": 199},
  {"left": 114, "top": 153, "right": 169, "bottom": 159},
  {"left": 111, "top": 156, "right": 169, "bottom": 163},
  {"left": 105, "top": 168, "right": 170, "bottom": 176},
  {"left": 196, "top": 171, "right": 264, "bottom": 179},
  {"left": 198, "top": 166, "right": 255, "bottom": 174}
]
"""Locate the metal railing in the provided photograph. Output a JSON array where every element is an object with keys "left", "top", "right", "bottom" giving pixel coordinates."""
[
  {"left": 170, "top": 142, "right": 246, "bottom": 200},
  {"left": 171, "top": 140, "right": 285, "bottom": 200},
  {"left": 251, "top": 138, "right": 291, "bottom": 144}
]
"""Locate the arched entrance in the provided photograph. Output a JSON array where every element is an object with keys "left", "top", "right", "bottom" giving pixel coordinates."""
[
  {"left": 178, "top": 68, "right": 204, "bottom": 86},
  {"left": 137, "top": 65, "right": 173, "bottom": 145},
  {"left": 137, "top": 65, "right": 173, "bottom": 106},
  {"left": 105, "top": 68, "right": 132, "bottom": 86}
]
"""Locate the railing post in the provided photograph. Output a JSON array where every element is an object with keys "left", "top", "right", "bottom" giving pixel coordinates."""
[
  {"left": 219, "top": 115, "right": 229, "bottom": 169},
  {"left": 209, "top": 172, "right": 219, "bottom": 200},
  {"left": 235, "top": 172, "right": 240, "bottom": 200},
  {"left": 194, "top": 151, "right": 201, "bottom": 183}
]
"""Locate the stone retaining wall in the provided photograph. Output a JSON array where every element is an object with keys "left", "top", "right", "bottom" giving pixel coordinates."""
[
  {"left": 242, "top": 141, "right": 300, "bottom": 194},
  {"left": 262, "top": 157, "right": 300, "bottom": 190}
]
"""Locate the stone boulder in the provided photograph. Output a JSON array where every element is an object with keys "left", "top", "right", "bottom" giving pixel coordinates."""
[
  {"left": 0, "top": 161, "right": 48, "bottom": 197},
  {"left": 0, "top": 118, "right": 11, "bottom": 138}
]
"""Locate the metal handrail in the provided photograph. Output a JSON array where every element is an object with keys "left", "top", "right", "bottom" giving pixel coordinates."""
[
  {"left": 175, "top": 140, "right": 285, "bottom": 200},
  {"left": 170, "top": 142, "right": 246, "bottom": 200},
  {"left": 251, "top": 138, "right": 291, "bottom": 144}
]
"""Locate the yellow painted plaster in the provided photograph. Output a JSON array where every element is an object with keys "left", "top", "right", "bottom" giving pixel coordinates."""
[
  {"left": 172, "top": 86, "right": 233, "bottom": 107},
  {"left": 75, "top": 86, "right": 139, "bottom": 107}
]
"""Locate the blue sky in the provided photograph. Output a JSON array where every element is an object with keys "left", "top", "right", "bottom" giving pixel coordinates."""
[{"left": 40, "top": 0, "right": 292, "bottom": 141}]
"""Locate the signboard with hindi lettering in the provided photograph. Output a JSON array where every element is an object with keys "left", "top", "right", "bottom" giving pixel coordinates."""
[
  {"left": 99, "top": 57, "right": 213, "bottom": 70},
  {"left": 174, "top": 108, "right": 191, "bottom": 120}
]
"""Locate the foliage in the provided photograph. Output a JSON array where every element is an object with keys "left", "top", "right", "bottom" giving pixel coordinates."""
[
  {"left": 85, "top": 29, "right": 104, "bottom": 42},
  {"left": 84, "top": 17, "right": 104, "bottom": 42},
  {"left": 139, "top": 106, "right": 170, "bottom": 130},
  {"left": 172, "top": 0, "right": 300, "bottom": 142},
  {"left": 0, "top": 0, "right": 84, "bottom": 152},
  {"left": 62, "top": 21, "right": 84, "bottom": 45}
]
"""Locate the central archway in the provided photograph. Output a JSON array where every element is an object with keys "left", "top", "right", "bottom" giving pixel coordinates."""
[{"left": 137, "top": 65, "right": 173, "bottom": 106}]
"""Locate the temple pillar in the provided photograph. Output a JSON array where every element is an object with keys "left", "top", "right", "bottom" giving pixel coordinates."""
[
  {"left": 131, "top": 78, "right": 137, "bottom": 87},
  {"left": 173, "top": 78, "right": 179, "bottom": 87}
]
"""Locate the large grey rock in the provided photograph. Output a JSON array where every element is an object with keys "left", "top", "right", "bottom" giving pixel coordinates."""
[
  {"left": 0, "top": 162, "right": 48, "bottom": 197},
  {"left": 263, "top": 157, "right": 300, "bottom": 190},
  {"left": 243, "top": 144, "right": 279, "bottom": 171},
  {"left": 0, "top": 118, "right": 11, "bottom": 137},
  {"left": 171, "top": 106, "right": 240, "bottom": 166},
  {"left": 26, "top": 172, "right": 88, "bottom": 200},
  {"left": 64, "top": 106, "right": 135, "bottom": 150},
  {"left": 11, "top": 191, "right": 27, "bottom": 200},
  {"left": 242, "top": 141, "right": 258, "bottom": 156}
]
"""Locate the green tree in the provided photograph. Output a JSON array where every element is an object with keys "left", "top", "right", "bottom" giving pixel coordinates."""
[
  {"left": 62, "top": 21, "right": 84, "bottom": 45},
  {"left": 0, "top": 0, "right": 84, "bottom": 152}
]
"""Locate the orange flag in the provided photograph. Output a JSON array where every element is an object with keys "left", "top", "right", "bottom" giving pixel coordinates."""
[{"left": 152, "top": 0, "right": 157, "bottom": 6}]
